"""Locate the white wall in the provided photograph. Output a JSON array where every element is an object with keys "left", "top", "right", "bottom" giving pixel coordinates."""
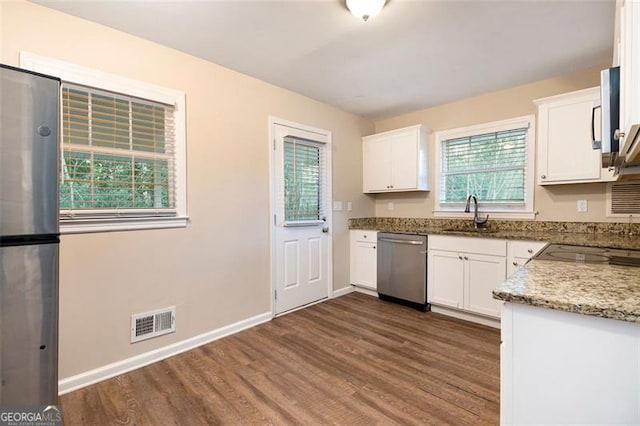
[
  {"left": 1, "top": 0, "right": 374, "bottom": 379},
  {"left": 372, "top": 66, "right": 628, "bottom": 222}
]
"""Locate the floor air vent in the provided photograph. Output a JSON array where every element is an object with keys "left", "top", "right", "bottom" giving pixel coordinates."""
[{"left": 131, "top": 306, "right": 176, "bottom": 343}]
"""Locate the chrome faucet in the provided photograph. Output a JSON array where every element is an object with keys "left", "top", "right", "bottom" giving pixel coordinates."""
[{"left": 464, "top": 195, "right": 489, "bottom": 228}]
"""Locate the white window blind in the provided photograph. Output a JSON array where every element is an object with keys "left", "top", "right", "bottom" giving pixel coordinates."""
[
  {"left": 283, "top": 136, "right": 326, "bottom": 223},
  {"left": 60, "top": 83, "right": 176, "bottom": 219},
  {"left": 440, "top": 127, "right": 528, "bottom": 208}
]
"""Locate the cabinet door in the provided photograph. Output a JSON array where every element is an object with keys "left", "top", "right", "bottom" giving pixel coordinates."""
[
  {"left": 537, "top": 89, "right": 603, "bottom": 184},
  {"left": 620, "top": 0, "right": 640, "bottom": 162},
  {"left": 428, "top": 250, "right": 464, "bottom": 309},
  {"left": 353, "top": 242, "right": 377, "bottom": 290},
  {"left": 363, "top": 137, "right": 391, "bottom": 192},
  {"left": 390, "top": 131, "right": 418, "bottom": 190},
  {"left": 507, "top": 240, "right": 547, "bottom": 276},
  {"left": 465, "top": 253, "right": 506, "bottom": 318}
]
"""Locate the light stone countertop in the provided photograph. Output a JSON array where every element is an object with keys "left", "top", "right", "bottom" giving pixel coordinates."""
[
  {"left": 348, "top": 217, "right": 640, "bottom": 249},
  {"left": 493, "top": 259, "right": 640, "bottom": 323}
]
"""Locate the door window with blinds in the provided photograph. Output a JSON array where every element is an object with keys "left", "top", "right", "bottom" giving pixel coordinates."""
[
  {"left": 61, "top": 84, "right": 175, "bottom": 215},
  {"left": 435, "top": 116, "right": 535, "bottom": 215},
  {"left": 283, "top": 136, "right": 326, "bottom": 224},
  {"left": 19, "top": 53, "right": 187, "bottom": 232}
]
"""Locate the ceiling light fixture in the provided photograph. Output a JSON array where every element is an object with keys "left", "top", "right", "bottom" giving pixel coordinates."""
[{"left": 346, "top": 0, "right": 387, "bottom": 22}]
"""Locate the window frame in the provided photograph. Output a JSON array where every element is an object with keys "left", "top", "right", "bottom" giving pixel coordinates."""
[
  {"left": 20, "top": 52, "right": 188, "bottom": 233},
  {"left": 433, "top": 115, "right": 536, "bottom": 220}
]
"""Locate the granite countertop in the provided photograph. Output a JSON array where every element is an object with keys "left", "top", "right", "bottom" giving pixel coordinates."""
[
  {"left": 349, "top": 217, "right": 640, "bottom": 250},
  {"left": 493, "top": 259, "right": 640, "bottom": 323}
]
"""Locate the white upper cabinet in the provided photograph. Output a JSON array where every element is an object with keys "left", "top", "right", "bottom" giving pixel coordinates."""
[
  {"left": 619, "top": 0, "right": 640, "bottom": 162},
  {"left": 535, "top": 87, "right": 615, "bottom": 185},
  {"left": 362, "top": 124, "right": 428, "bottom": 193}
]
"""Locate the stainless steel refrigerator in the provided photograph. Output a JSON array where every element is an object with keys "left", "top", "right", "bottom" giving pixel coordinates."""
[{"left": 0, "top": 64, "right": 60, "bottom": 405}]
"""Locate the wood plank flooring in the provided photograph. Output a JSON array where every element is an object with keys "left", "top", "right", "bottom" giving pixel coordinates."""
[{"left": 60, "top": 293, "right": 500, "bottom": 425}]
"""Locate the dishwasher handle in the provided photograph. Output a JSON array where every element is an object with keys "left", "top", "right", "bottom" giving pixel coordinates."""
[{"left": 378, "top": 237, "right": 424, "bottom": 245}]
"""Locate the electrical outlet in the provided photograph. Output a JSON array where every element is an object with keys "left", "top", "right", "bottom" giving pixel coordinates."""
[
  {"left": 347, "top": 201, "right": 352, "bottom": 211},
  {"left": 387, "top": 202, "right": 394, "bottom": 211},
  {"left": 333, "top": 201, "right": 343, "bottom": 211},
  {"left": 577, "top": 199, "right": 588, "bottom": 213}
]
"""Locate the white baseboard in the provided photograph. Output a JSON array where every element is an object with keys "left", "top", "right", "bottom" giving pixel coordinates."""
[
  {"left": 353, "top": 286, "right": 378, "bottom": 298},
  {"left": 431, "top": 305, "right": 501, "bottom": 329},
  {"left": 332, "top": 285, "right": 355, "bottom": 298},
  {"left": 58, "top": 311, "right": 272, "bottom": 395}
]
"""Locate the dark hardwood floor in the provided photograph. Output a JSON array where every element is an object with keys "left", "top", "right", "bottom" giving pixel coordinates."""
[{"left": 60, "top": 292, "right": 500, "bottom": 425}]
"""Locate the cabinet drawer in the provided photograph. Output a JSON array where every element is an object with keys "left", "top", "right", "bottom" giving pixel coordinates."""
[
  {"left": 351, "top": 230, "right": 377, "bottom": 243},
  {"left": 428, "top": 235, "right": 506, "bottom": 256},
  {"left": 508, "top": 240, "right": 547, "bottom": 259}
]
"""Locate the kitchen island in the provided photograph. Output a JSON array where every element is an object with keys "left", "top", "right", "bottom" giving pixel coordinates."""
[{"left": 493, "top": 258, "right": 640, "bottom": 425}]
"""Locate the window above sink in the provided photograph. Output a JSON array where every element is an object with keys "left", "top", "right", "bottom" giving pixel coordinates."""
[{"left": 434, "top": 115, "right": 536, "bottom": 220}]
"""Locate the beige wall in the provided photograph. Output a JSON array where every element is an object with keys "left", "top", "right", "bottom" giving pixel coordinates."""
[
  {"left": 372, "top": 67, "right": 628, "bottom": 222},
  {"left": 1, "top": 1, "right": 374, "bottom": 379}
]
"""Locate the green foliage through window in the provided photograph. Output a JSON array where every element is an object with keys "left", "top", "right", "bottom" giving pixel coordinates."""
[
  {"left": 61, "top": 85, "right": 174, "bottom": 211},
  {"left": 441, "top": 128, "right": 527, "bottom": 206},
  {"left": 284, "top": 138, "right": 322, "bottom": 222}
]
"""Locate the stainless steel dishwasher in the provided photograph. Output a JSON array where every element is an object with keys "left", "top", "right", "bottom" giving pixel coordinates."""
[{"left": 377, "top": 232, "right": 429, "bottom": 311}]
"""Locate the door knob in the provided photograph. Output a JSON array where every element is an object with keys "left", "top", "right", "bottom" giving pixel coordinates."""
[{"left": 37, "top": 125, "right": 51, "bottom": 137}]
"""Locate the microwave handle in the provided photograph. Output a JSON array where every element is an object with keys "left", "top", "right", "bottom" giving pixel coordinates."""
[{"left": 592, "top": 104, "right": 602, "bottom": 150}]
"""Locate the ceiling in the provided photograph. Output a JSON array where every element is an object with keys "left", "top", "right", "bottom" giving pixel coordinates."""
[{"left": 32, "top": 0, "right": 616, "bottom": 120}]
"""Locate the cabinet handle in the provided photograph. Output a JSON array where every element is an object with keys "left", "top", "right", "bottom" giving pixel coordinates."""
[
  {"left": 363, "top": 235, "right": 367, "bottom": 239},
  {"left": 464, "top": 256, "right": 468, "bottom": 260},
  {"left": 591, "top": 105, "right": 602, "bottom": 148},
  {"left": 527, "top": 248, "right": 533, "bottom": 254},
  {"left": 458, "top": 255, "right": 463, "bottom": 260},
  {"left": 373, "top": 246, "right": 376, "bottom": 249},
  {"left": 541, "top": 174, "right": 546, "bottom": 179},
  {"left": 390, "top": 185, "right": 394, "bottom": 188},
  {"left": 513, "top": 261, "right": 518, "bottom": 266}
]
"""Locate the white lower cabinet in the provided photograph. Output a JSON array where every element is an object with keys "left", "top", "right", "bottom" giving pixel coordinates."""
[
  {"left": 466, "top": 253, "right": 507, "bottom": 317},
  {"left": 349, "top": 230, "right": 377, "bottom": 290},
  {"left": 428, "top": 235, "right": 506, "bottom": 319},
  {"left": 428, "top": 250, "right": 464, "bottom": 309},
  {"left": 506, "top": 240, "right": 547, "bottom": 276}
]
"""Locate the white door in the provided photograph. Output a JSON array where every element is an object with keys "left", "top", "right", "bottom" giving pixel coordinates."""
[
  {"left": 427, "top": 250, "right": 464, "bottom": 309},
  {"left": 271, "top": 120, "right": 331, "bottom": 315},
  {"left": 363, "top": 136, "right": 391, "bottom": 192},
  {"left": 465, "top": 253, "right": 506, "bottom": 318},
  {"left": 390, "top": 131, "right": 418, "bottom": 190}
]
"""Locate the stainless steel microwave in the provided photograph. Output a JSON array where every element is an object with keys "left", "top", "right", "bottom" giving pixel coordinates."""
[{"left": 599, "top": 66, "right": 620, "bottom": 168}]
